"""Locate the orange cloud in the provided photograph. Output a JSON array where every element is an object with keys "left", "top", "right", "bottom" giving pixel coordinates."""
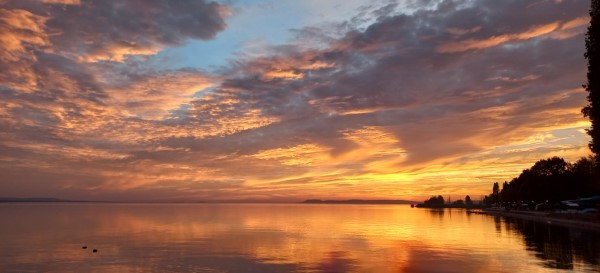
[
  {"left": 39, "top": 0, "right": 80, "bottom": 5},
  {"left": 251, "top": 144, "right": 331, "bottom": 166},
  {"left": 437, "top": 16, "right": 588, "bottom": 53},
  {"left": 0, "top": 0, "right": 592, "bottom": 202},
  {"left": 76, "top": 44, "right": 162, "bottom": 63},
  {"left": 0, "top": 8, "right": 49, "bottom": 61},
  {"left": 103, "top": 71, "right": 216, "bottom": 119}
]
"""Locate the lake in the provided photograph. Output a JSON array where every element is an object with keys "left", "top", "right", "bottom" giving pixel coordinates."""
[{"left": 0, "top": 203, "right": 598, "bottom": 273}]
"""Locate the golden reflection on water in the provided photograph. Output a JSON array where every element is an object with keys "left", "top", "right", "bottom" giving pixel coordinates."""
[{"left": 0, "top": 203, "right": 598, "bottom": 273}]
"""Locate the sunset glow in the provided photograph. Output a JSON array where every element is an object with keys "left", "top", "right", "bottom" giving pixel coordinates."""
[{"left": 0, "top": 0, "right": 592, "bottom": 202}]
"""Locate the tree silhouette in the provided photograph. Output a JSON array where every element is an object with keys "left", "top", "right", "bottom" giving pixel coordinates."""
[
  {"left": 529, "top": 157, "right": 569, "bottom": 177},
  {"left": 423, "top": 195, "right": 445, "bottom": 207},
  {"left": 571, "top": 156, "right": 595, "bottom": 175},
  {"left": 583, "top": 0, "right": 600, "bottom": 169},
  {"left": 465, "top": 195, "right": 473, "bottom": 207},
  {"left": 492, "top": 182, "right": 500, "bottom": 203},
  {"left": 484, "top": 157, "right": 598, "bottom": 205}
]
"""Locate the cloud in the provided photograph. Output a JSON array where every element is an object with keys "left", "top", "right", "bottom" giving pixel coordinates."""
[
  {"left": 39, "top": 0, "right": 80, "bottom": 4},
  {"left": 0, "top": 0, "right": 592, "bottom": 201},
  {"left": 3, "top": 0, "right": 229, "bottom": 62},
  {"left": 101, "top": 69, "right": 216, "bottom": 119},
  {"left": 0, "top": 8, "right": 49, "bottom": 62},
  {"left": 437, "top": 16, "right": 588, "bottom": 53},
  {"left": 159, "top": 0, "right": 589, "bottom": 196}
]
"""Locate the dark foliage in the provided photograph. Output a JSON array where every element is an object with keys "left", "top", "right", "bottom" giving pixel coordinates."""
[
  {"left": 488, "top": 157, "right": 599, "bottom": 204},
  {"left": 583, "top": 0, "right": 600, "bottom": 169},
  {"left": 423, "top": 195, "right": 445, "bottom": 207},
  {"left": 465, "top": 195, "right": 473, "bottom": 207},
  {"left": 492, "top": 182, "right": 500, "bottom": 203}
]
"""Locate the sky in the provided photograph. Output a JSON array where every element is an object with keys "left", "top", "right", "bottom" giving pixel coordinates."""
[{"left": 0, "top": 0, "right": 593, "bottom": 202}]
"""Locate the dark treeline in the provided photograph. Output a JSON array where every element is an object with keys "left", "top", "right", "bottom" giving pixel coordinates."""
[
  {"left": 421, "top": 1, "right": 600, "bottom": 210},
  {"left": 484, "top": 0, "right": 600, "bottom": 204},
  {"left": 422, "top": 195, "right": 445, "bottom": 207},
  {"left": 481, "top": 0, "right": 600, "bottom": 208},
  {"left": 418, "top": 194, "right": 476, "bottom": 208},
  {"left": 482, "top": 156, "right": 599, "bottom": 206},
  {"left": 584, "top": 0, "right": 600, "bottom": 170}
]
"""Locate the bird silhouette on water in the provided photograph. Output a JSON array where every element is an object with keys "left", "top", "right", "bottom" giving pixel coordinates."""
[{"left": 81, "top": 245, "right": 97, "bottom": 253}]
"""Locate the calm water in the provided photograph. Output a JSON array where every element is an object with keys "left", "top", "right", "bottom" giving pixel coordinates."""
[{"left": 1, "top": 204, "right": 599, "bottom": 273}]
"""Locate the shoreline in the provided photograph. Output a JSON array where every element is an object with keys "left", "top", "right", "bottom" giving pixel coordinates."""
[{"left": 480, "top": 208, "right": 600, "bottom": 231}]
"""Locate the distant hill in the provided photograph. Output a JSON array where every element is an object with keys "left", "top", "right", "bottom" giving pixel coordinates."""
[{"left": 302, "top": 199, "right": 414, "bottom": 204}]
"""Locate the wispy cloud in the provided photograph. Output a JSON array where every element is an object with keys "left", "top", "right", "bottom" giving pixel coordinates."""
[
  {"left": 0, "top": 0, "right": 591, "bottom": 201},
  {"left": 437, "top": 16, "right": 588, "bottom": 53}
]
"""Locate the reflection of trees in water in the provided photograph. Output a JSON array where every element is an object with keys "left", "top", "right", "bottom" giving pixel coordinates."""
[
  {"left": 315, "top": 251, "right": 355, "bottom": 273},
  {"left": 427, "top": 209, "right": 445, "bottom": 218},
  {"left": 503, "top": 218, "right": 600, "bottom": 271},
  {"left": 494, "top": 216, "right": 502, "bottom": 234}
]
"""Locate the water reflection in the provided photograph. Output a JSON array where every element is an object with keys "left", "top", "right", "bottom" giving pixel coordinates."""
[
  {"left": 427, "top": 208, "right": 445, "bottom": 218},
  {"left": 315, "top": 251, "right": 355, "bottom": 273},
  {"left": 0, "top": 204, "right": 598, "bottom": 273},
  {"left": 399, "top": 246, "right": 488, "bottom": 273},
  {"left": 500, "top": 217, "right": 600, "bottom": 272}
]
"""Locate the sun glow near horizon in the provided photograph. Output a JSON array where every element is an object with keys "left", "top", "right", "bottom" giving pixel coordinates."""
[{"left": 0, "top": 0, "right": 593, "bottom": 202}]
